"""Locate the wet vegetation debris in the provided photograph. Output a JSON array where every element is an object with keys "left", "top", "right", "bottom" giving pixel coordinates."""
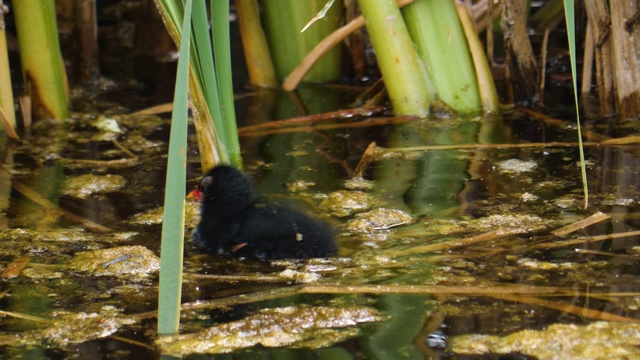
[
  {"left": 61, "top": 173, "right": 127, "bottom": 199},
  {"left": 497, "top": 158, "right": 538, "bottom": 174},
  {"left": 0, "top": 306, "right": 136, "bottom": 348},
  {"left": 317, "top": 190, "right": 378, "bottom": 217},
  {"left": 450, "top": 321, "right": 640, "bottom": 359},
  {"left": 68, "top": 245, "right": 159, "bottom": 279},
  {"left": 155, "top": 305, "right": 382, "bottom": 356},
  {"left": 345, "top": 208, "right": 415, "bottom": 233}
]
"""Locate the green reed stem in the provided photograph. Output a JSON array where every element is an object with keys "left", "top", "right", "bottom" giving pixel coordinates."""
[
  {"left": 358, "top": 0, "right": 430, "bottom": 116},
  {"left": 12, "top": 0, "right": 68, "bottom": 120},
  {"left": 402, "top": 0, "right": 481, "bottom": 114},
  {"left": 262, "top": 0, "right": 342, "bottom": 83}
]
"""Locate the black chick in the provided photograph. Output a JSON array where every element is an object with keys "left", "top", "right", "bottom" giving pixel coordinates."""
[{"left": 191, "top": 165, "right": 337, "bottom": 260}]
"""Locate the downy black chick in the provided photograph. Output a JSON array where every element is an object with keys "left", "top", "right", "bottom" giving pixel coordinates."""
[{"left": 191, "top": 165, "right": 337, "bottom": 260}]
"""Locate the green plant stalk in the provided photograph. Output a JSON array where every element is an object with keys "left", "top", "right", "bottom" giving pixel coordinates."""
[
  {"left": 235, "top": 0, "right": 278, "bottom": 88},
  {"left": 12, "top": 0, "right": 69, "bottom": 120},
  {"left": 0, "top": 0, "right": 16, "bottom": 130},
  {"left": 563, "top": 0, "right": 588, "bottom": 208},
  {"left": 158, "top": 0, "right": 193, "bottom": 336},
  {"left": 455, "top": 2, "right": 499, "bottom": 113},
  {"left": 155, "top": 0, "right": 242, "bottom": 171},
  {"left": 262, "top": 0, "right": 342, "bottom": 83},
  {"left": 212, "top": 0, "right": 242, "bottom": 168},
  {"left": 402, "top": 0, "right": 481, "bottom": 114},
  {"left": 358, "top": 0, "right": 430, "bottom": 116}
]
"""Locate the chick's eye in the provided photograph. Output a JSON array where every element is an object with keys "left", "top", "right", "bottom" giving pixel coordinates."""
[{"left": 199, "top": 175, "right": 214, "bottom": 192}]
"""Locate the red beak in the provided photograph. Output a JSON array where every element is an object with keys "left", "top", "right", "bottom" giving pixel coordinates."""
[{"left": 187, "top": 188, "right": 203, "bottom": 202}]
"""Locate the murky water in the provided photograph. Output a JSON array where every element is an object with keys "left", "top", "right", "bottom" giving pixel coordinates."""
[{"left": 1, "top": 82, "right": 640, "bottom": 359}]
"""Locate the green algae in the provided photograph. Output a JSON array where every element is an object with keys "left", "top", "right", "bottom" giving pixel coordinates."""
[
  {"left": 317, "top": 190, "right": 378, "bottom": 217},
  {"left": 345, "top": 208, "right": 415, "bottom": 234},
  {"left": 68, "top": 245, "right": 159, "bottom": 279},
  {"left": 156, "top": 305, "right": 382, "bottom": 356},
  {"left": 61, "top": 173, "right": 127, "bottom": 199},
  {"left": 451, "top": 321, "right": 640, "bottom": 360}
]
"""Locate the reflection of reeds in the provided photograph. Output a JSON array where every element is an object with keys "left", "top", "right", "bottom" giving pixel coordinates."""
[{"left": 10, "top": 179, "right": 112, "bottom": 233}]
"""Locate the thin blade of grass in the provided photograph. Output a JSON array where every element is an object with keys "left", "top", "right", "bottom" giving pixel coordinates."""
[
  {"left": 157, "top": 0, "right": 192, "bottom": 336},
  {"left": 564, "top": 0, "right": 588, "bottom": 209}
]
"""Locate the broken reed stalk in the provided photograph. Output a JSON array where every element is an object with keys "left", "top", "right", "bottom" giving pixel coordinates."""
[
  {"left": 496, "top": 294, "right": 640, "bottom": 323},
  {"left": 237, "top": 106, "right": 388, "bottom": 133},
  {"left": 239, "top": 116, "right": 417, "bottom": 137},
  {"left": 353, "top": 141, "right": 377, "bottom": 178},
  {"left": 130, "top": 103, "right": 173, "bottom": 115},
  {"left": 575, "top": 248, "right": 640, "bottom": 260},
  {"left": 379, "top": 134, "right": 640, "bottom": 153},
  {"left": 533, "top": 229, "right": 640, "bottom": 250},
  {"left": 185, "top": 273, "right": 286, "bottom": 283},
  {"left": 515, "top": 105, "right": 610, "bottom": 142},
  {"left": 389, "top": 228, "right": 524, "bottom": 257},
  {"left": 539, "top": 28, "right": 550, "bottom": 104},
  {"left": 58, "top": 157, "right": 139, "bottom": 169},
  {"left": 300, "top": 284, "right": 577, "bottom": 296},
  {"left": 108, "top": 336, "right": 154, "bottom": 350},
  {"left": 0, "top": 310, "right": 49, "bottom": 323},
  {"left": 551, "top": 211, "right": 610, "bottom": 236},
  {"left": 130, "top": 286, "right": 304, "bottom": 320},
  {"left": 111, "top": 140, "right": 137, "bottom": 159}
]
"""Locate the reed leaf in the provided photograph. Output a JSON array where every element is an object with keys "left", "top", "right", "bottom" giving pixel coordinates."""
[
  {"left": 158, "top": 0, "right": 192, "bottom": 336},
  {"left": 563, "top": 0, "right": 588, "bottom": 208}
]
